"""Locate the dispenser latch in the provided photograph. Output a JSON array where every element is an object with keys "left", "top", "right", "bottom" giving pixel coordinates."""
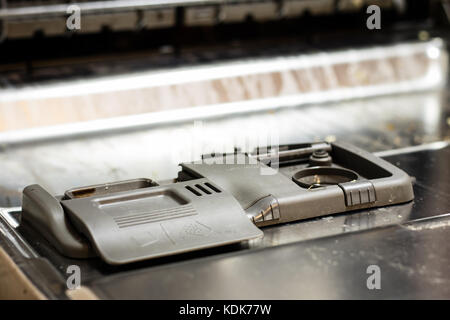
[{"left": 338, "top": 181, "right": 376, "bottom": 207}]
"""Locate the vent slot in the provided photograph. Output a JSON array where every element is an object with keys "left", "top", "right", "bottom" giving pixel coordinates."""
[
  {"left": 204, "top": 182, "right": 221, "bottom": 193},
  {"left": 186, "top": 183, "right": 222, "bottom": 196},
  {"left": 195, "top": 184, "right": 211, "bottom": 195},
  {"left": 186, "top": 185, "right": 202, "bottom": 196}
]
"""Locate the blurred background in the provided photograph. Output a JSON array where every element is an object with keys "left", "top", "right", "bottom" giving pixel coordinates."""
[{"left": 0, "top": 0, "right": 449, "bottom": 205}]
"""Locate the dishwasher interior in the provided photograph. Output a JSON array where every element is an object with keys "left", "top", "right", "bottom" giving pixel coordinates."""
[{"left": 0, "top": 0, "right": 449, "bottom": 299}]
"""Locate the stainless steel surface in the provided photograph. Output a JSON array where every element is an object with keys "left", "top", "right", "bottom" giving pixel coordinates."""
[
  {"left": 91, "top": 213, "right": 450, "bottom": 299},
  {"left": 0, "top": 206, "right": 20, "bottom": 228},
  {"left": 0, "top": 207, "right": 38, "bottom": 258},
  {"left": 0, "top": 0, "right": 390, "bottom": 20},
  {"left": 1, "top": 39, "right": 444, "bottom": 131},
  {"left": 0, "top": 0, "right": 233, "bottom": 19},
  {"left": 0, "top": 0, "right": 355, "bottom": 38}
]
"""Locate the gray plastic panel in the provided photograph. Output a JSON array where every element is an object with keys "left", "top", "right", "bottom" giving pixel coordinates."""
[
  {"left": 183, "top": 142, "right": 414, "bottom": 226},
  {"left": 60, "top": 178, "right": 263, "bottom": 265}
]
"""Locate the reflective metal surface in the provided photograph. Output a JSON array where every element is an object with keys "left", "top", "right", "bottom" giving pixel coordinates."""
[
  {"left": 1, "top": 0, "right": 392, "bottom": 40},
  {"left": 92, "top": 213, "right": 450, "bottom": 299},
  {"left": 0, "top": 39, "right": 445, "bottom": 131}
]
